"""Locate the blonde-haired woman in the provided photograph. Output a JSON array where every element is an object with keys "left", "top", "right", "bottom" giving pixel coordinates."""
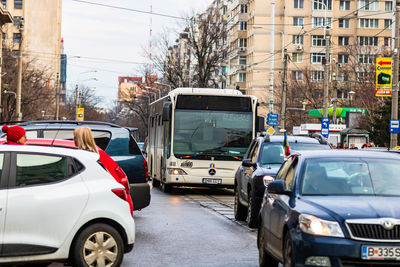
[{"left": 73, "top": 127, "right": 98, "bottom": 153}]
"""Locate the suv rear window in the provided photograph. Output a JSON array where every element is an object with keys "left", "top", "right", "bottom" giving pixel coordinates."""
[
  {"left": 129, "top": 134, "right": 142, "bottom": 155},
  {"left": 42, "top": 130, "right": 111, "bottom": 150}
]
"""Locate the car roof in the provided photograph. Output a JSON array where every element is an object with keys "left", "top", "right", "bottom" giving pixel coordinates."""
[
  {"left": 0, "top": 142, "right": 100, "bottom": 161},
  {"left": 295, "top": 149, "right": 400, "bottom": 160},
  {"left": 261, "top": 135, "right": 326, "bottom": 144},
  {"left": 16, "top": 120, "right": 129, "bottom": 133}
]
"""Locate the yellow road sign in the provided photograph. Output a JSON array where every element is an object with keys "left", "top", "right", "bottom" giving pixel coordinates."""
[
  {"left": 76, "top": 108, "right": 84, "bottom": 121},
  {"left": 267, "top": 127, "right": 275, "bottom": 135},
  {"left": 376, "top": 57, "right": 392, "bottom": 97}
]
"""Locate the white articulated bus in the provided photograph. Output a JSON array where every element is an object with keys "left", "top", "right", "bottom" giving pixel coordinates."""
[{"left": 147, "top": 88, "right": 264, "bottom": 192}]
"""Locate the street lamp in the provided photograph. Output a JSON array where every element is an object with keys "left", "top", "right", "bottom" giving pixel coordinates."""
[
  {"left": 142, "top": 90, "right": 156, "bottom": 102},
  {"left": 145, "top": 86, "right": 161, "bottom": 99},
  {"left": 154, "top": 82, "right": 172, "bottom": 92},
  {"left": 349, "top": 90, "right": 355, "bottom": 107},
  {"left": 75, "top": 76, "right": 98, "bottom": 120}
]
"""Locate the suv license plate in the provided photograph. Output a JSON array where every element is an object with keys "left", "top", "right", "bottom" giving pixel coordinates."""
[
  {"left": 202, "top": 178, "right": 222, "bottom": 185},
  {"left": 362, "top": 246, "right": 400, "bottom": 260}
]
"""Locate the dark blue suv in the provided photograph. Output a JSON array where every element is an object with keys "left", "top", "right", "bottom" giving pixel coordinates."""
[
  {"left": 234, "top": 134, "right": 331, "bottom": 228},
  {"left": 15, "top": 120, "right": 150, "bottom": 211}
]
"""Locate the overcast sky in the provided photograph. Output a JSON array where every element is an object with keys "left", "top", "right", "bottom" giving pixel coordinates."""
[{"left": 62, "top": 0, "right": 211, "bottom": 109}]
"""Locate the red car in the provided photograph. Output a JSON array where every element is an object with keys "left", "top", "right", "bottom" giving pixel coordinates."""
[{"left": 0, "top": 138, "right": 134, "bottom": 215}]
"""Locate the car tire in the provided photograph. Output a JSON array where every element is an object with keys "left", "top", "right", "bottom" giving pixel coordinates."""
[
  {"left": 72, "top": 223, "right": 124, "bottom": 267},
  {"left": 161, "top": 182, "right": 172, "bottom": 193},
  {"left": 247, "top": 190, "right": 260, "bottom": 228},
  {"left": 152, "top": 178, "right": 160, "bottom": 188},
  {"left": 258, "top": 225, "right": 278, "bottom": 267},
  {"left": 283, "top": 233, "right": 295, "bottom": 267},
  {"left": 234, "top": 186, "right": 247, "bottom": 221}
]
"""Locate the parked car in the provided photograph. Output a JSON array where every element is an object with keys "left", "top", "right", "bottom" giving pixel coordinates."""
[
  {"left": 0, "top": 145, "right": 135, "bottom": 266},
  {"left": 234, "top": 134, "right": 331, "bottom": 228},
  {"left": 258, "top": 150, "right": 400, "bottom": 267},
  {"left": 14, "top": 120, "right": 150, "bottom": 210}
]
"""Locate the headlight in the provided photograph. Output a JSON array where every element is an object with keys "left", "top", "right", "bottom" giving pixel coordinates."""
[
  {"left": 263, "top": 175, "right": 274, "bottom": 187},
  {"left": 167, "top": 168, "right": 187, "bottom": 175},
  {"left": 299, "top": 214, "right": 344, "bottom": 238}
]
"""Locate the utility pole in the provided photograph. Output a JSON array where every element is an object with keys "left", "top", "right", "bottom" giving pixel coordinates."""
[
  {"left": 323, "top": 34, "right": 331, "bottom": 118},
  {"left": 280, "top": 50, "right": 288, "bottom": 130},
  {"left": 269, "top": 0, "right": 275, "bottom": 113},
  {"left": 75, "top": 84, "right": 79, "bottom": 120},
  {"left": 332, "top": 60, "right": 339, "bottom": 124},
  {"left": 390, "top": 0, "right": 400, "bottom": 148},
  {"left": 16, "top": 18, "right": 24, "bottom": 121},
  {"left": 55, "top": 72, "right": 60, "bottom": 120}
]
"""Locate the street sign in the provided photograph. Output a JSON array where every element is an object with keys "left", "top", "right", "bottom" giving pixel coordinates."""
[
  {"left": 267, "top": 113, "right": 279, "bottom": 126},
  {"left": 267, "top": 127, "right": 275, "bottom": 135},
  {"left": 376, "top": 57, "right": 392, "bottom": 97},
  {"left": 76, "top": 108, "right": 84, "bottom": 121},
  {"left": 390, "top": 120, "right": 400, "bottom": 133},
  {"left": 321, "top": 118, "right": 329, "bottom": 139}
]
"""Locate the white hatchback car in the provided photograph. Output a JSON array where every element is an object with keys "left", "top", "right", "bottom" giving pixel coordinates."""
[{"left": 0, "top": 145, "right": 135, "bottom": 266}]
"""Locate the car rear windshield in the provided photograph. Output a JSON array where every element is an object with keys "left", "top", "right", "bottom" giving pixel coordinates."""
[
  {"left": 261, "top": 143, "right": 284, "bottom": 164},
  {"left": 42, "top": 130, "right": 111, "bottom": 150}
]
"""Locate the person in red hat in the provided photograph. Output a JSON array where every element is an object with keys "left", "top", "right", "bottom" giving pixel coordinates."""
[{"left": 1, "top": 124, "right": 27, "bottom": 145}]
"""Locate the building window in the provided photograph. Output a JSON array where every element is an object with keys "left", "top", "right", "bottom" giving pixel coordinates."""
[
  {"left": 384, "top": 19, "right": 393, "bottom": 29},
  {"left": 340, "top": 0, "right": 350, "bottom": 10},
  {"left": 238, "top": 72, "right": 246, "bottom": 82},
  {"left": 337, "top": 73, "right": 349, "bottom": 82},
  {"left": 313, "top": 0, "right": 332, "bottom": 10},
  {"left": 312, "top": 35, "right": 326, "bottom": 46},
  {"left": 13, "top": 33, "right": 21, "bottom": 42},
  {"left": 359, "top": 19, "right": 379, "bottom": 28},
  {"left": 14, "top": 0, "right": 22, "bottom": 9},
  {"left": 385, "top": 1, "right": 393, "bottom": 11},
  {"left": 358, "top": 36, "right": 378, "bottom": 46},
  {"left": 338, "top": 36, "right": 349, "bottom": 46},
  {"left": 311, "top": 71, "right": 324, "bottom": 81},
  {"left": 294, "top": 0, "right": 304, "bottom": 8},
  {"left": 293, "top": 17, "right": 304, "bottom": 26},
  {"left": 339, "top": 18, "right": 350, "bottom": 28},
  {"left": 240, "top": 4, "right": 248, "bottom": 13},
  {"left": 2, "top": 0, "right": 6, "bottom": 8},
  {"left": 239, "top": 56, "right": 247, "bottom": 65},
  {"left": 239, "top": 21, "right": 247, "bottom": 30},
  {"left": 292, "top": 71, "right": 303, "bottom": 81},
  {"left": 359, "top": 0, "right": 379, "bottom": 10},
  {"left": 293, "top": 35, "right": 303, "bottom": 44},
  {"left": 311, "top": 53, "right": 326, "bottom": 64},
  {"left": 384, "top": 37, "right": 392, "bottom": 47},
  {"left": 358, "top": 54, "right": 375, "bottom": 64},
  {"left": 13, "top": 16, "right": 22, "bottom": 26},
  {"left": 338, "top": 53, "right": 349, "bottom": 64},
  {"left": 292, "top": 53, "right": 303, "bottom": 63},
  {"left": 357, "top": 72, "right": 367, "bottom": 81},
  {"left": 312, "top": 17, "right": 332, "bottom": 28},
  {"left": 239, "top": 38, "right": 247, "bottom": 48}
]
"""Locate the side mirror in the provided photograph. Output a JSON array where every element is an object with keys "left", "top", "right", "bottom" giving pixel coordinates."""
[
  {"left": 242, "top": 159, "right": 257, "bottom": 168},
  {"left": 162, "top": 101, "right": 172, "bottom": 122},
  {"left": 267, "top": 180, "right": 291, "bottom": 195},
  {"left": 256, "top": 116, "right": 265, "bottom": 132}
]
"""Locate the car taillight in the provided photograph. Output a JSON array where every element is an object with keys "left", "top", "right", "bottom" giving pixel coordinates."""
[
  {"left": 144, "top": 159, "right": 149, "bottom": 182},
  {"left": 115, "top": 166, "right": 130, "bottom": 192},
  {"left": 112, "top": 189, "right": 127, "bottom": 201}
]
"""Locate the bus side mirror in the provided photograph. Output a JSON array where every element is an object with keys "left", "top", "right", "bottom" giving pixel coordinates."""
[
  {"left": 256, "top": 116, "right": 265, "bottom": 132},
  {"left": 162, "top": 101, "right": 172, "bottom": 121}
]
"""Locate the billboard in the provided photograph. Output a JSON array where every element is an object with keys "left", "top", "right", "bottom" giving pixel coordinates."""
[{"left": 376, "top": 57, "right": 392, "bottom": 97}]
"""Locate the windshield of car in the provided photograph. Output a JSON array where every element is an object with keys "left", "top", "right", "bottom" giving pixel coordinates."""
[
  {"left": 173, "top": 110, "right": 252, "bottom": 161},
  {"left": 290, "top": 143, "right": 330, "bottom": 151},
  {"left": 260, "top": 143, "right": 284, "bottom": 164},
  {"left": 301, "top": 158, "right": 400, "bottom": 196}
]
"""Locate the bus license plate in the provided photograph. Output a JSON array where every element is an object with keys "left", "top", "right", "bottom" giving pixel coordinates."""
[
  {"left": 202, "top": 178, "right": 222, "bottom": 185},
  {"left": 362, "top": 246, "right": 400, "bottom": 260}
]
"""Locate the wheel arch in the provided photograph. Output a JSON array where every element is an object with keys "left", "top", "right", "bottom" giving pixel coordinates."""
[{"left": 68, "top": 217, "right": 131, "bottom": 260}]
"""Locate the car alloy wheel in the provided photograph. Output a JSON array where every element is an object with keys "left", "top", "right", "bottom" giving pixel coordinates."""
[
  {"left": 284, "top": 233, "right": 294, "bottom": 267},
  {"left": 246, "top": 191, "right": 259, "bottom": 228},
  {"left": 73, "top": 223, "right": 123, "bottom": 267}
]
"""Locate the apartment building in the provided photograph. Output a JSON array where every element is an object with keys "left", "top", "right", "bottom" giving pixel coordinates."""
[
  {"left": 2, "top": 0, "right": 63, "bottom": 101},
  {"left": 117, "top": 76, "right": 144, "bottom": 103},
  {"left": 226, "top": 0, "right": 392, "bottom": 114}
]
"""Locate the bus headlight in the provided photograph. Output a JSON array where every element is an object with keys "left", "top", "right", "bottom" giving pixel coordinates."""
[{"left": 168, "top": 168, "right": 188, "bottom": 175}]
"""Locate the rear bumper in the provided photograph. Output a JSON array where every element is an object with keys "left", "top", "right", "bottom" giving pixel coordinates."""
[{"left": 129, "top": 182, "right": 151, "bottom": 210}]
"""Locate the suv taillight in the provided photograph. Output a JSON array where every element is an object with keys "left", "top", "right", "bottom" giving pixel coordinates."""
[
  {"left": 144, "top": 159, "right": 149, "bottom": 182},
  {"left": 112, "top": 188, "right": 127, "bottom": 201}
]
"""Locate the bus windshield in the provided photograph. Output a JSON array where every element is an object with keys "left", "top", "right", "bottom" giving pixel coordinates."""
[{"left": 173, "top": 110, "right": 252, "bottom": 160}]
